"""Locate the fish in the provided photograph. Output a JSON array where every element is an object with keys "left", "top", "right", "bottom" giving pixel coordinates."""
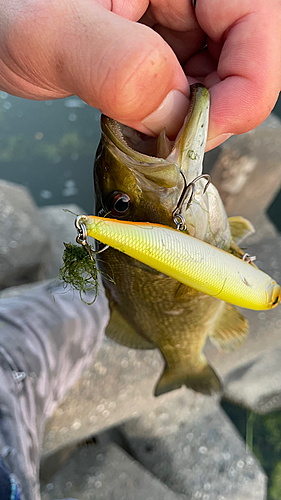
[
  {"left": 93, "top": 83, "right": 259, "bottom": 396},
  {"left": 84, "top": 215, "right": 280, "bottom": 311}
]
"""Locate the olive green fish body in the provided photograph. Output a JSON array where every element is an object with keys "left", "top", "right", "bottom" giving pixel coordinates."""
[
  {"left": 93, "top": 84, "right": 252, "bottom": 396},
  {"left": 98, "top": 245, "right": 223, "bottom": 395}
]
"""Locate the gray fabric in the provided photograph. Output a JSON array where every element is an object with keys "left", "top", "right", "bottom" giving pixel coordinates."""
[{"left": 0, "top": 282, "right": 109, "bottom": 500}]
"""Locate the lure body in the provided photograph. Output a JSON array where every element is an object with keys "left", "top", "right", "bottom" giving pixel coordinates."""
[{"left": 86, "top": 216, "right": 280, "bottom": 311}]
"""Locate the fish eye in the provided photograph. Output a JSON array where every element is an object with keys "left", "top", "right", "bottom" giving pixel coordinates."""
[{"left": 108, "top": 192, "right": 131, "bottom": 217}]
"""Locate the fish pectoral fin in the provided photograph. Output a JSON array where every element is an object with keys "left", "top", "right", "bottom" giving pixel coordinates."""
[
  {"left": 208, "top": 302, "right": 248, "bottom": 352},
  {"left": 106, "top": 306, "right": 155, "bottom": 349},
  {"left": 228, "top": 216, "right": 255, "bottom": 244},
  {"left": 154, "top": 356, "right": 222, "bottom": 397}
]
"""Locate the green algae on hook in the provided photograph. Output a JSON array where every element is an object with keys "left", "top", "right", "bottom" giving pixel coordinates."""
[{"left": 57, "top": 241, "right": 100, "bottom": 305}]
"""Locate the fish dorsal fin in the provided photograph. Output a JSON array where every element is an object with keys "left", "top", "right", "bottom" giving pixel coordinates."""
[
  {"left": 156, "top": 128, "right": 173, "bottom": 159},
  {"left": 208, "top": 302, "right": 248, "bottom": 351},
  {"left": 106, "top": 306, "right": 155, "bottom": 349},
  {"left": 228, "top": 216, "right": 255, "bottom": 244}
]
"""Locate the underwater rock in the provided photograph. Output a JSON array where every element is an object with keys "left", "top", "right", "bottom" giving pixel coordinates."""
[{"left": 0, "top": 180, "right": 51, "bottom": 289}]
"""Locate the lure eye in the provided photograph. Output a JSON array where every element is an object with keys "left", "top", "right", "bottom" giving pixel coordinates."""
[{"left": 109, "top": 192, "right": 131, "bottom": 217}]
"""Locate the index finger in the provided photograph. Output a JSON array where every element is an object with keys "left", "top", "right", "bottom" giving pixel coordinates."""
[{"left": 196, "top": 0, "right": 281, "bottom": 147}]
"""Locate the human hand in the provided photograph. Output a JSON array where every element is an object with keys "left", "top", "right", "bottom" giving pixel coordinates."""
[{"left": 0, "top": 0, "right": 280, "bottom": 150}]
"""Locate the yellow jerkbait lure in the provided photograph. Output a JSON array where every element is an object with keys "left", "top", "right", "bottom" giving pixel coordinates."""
[{"left": 85, "top": 215, "right": 280, "bottom": 311}]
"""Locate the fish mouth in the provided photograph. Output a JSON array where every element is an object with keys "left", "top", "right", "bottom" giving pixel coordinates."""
[
  {"left": 101, "top": 83, "right": 210, "bottom": 174},
  {"left": 97, "top": 84, "right": 212, "bottom": 231}
]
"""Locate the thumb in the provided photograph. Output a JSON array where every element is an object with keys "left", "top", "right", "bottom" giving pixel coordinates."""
[
  {"left": 60, "top": 2, "right": 190, "bottom": 137},
  {"left": 0, "top": 0, "right": 190, "bottom": 138}
]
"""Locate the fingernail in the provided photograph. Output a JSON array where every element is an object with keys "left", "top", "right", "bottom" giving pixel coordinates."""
[
  {"left": 141, "top": 90, "right": 190, "bottom": 138},
  {"left": 206, "top": 133, "right": 234, "bottom": 151}
]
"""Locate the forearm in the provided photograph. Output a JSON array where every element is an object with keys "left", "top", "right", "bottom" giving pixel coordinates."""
[{"left": 0, "top": 281, "right": 109, "bottom": 499}]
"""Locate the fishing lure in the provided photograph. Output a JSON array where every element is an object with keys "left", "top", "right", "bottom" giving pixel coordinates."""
[{"left": 76, "top": 215, "right": 280, "bottom": 311}]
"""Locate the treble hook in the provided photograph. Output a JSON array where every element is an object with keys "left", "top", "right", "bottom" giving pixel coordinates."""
[{"left": 172, "top": 171, "right": 211, "bottom": 230}]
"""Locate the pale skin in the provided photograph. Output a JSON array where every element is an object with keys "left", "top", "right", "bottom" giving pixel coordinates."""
[{"left": 0, "top": 0, "right": 280, "bottom": 150}]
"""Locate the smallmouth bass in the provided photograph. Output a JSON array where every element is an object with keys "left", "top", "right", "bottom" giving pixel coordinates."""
[{"left": 93, "top": 84, "right": 269, "bottom": 396}]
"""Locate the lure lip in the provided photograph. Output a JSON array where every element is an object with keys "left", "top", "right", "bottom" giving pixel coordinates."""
[{"left": 267, "top": 283, "right": 281, "bottom": 309}]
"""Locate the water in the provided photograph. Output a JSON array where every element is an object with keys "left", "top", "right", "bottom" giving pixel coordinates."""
[{"left": 0, "top": 92, "right": 101, "bottom": 214}]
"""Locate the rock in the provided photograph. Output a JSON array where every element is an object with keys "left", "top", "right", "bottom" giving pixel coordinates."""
[
  {"left": 41, "top": 392, "right": 266, "bottom": 500},
  {"left": 41, "top": 342, "right": 266, "bottom": 500},
  {"left": 40, "top": 442, "right": 181, "bottom": 500},
  {"left": 204, "top": 116, "right": 281, "bottom": 414},
  {"left": 0, "top": 180, "right": 51, "bottom": 289},
  {"left": 38, "top": 204, "right": 86, "bottom": 279},
  {"left": 42, "top": 337, "right": 169, "bottom": 457},
  {"left": 117, "top": 392, "right": 267, "bottom": 500},
  {"left": 223, "top": 349, "right": 281, "bottom": 415},
  {"left": 205, "top": 220, "right": 281, "bottom": 414},
  {"left": 211, "top": 117, "right": 281, "bottom": 235}
]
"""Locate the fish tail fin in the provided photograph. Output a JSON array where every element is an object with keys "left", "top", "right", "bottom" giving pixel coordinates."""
[{"left": 154, "top": 356, "right": 222, "bottom": 397}]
